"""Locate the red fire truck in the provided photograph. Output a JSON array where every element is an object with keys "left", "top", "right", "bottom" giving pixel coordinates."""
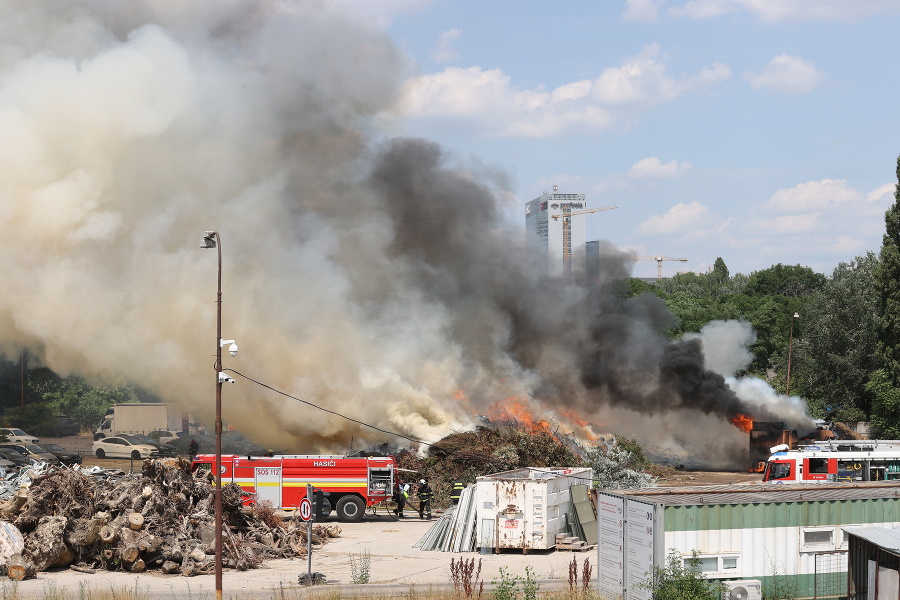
[
  {"left": 192, "top": 454, "right": 396, "bottom": 522},
  {"left": 762, "top": 440, "right": 900, "bottom": 484}
]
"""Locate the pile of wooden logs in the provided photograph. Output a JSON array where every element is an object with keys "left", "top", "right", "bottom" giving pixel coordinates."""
[{"left": 0, "top": 459, "right": 341, "bottom": 579}]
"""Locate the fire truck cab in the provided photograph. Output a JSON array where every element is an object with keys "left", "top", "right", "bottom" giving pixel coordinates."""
[
  {"left": 762, "top": 440, "right": 900, "bottom": 484},
  {"left": 192, "top": 454, "right": 396, "bottom": 522}
]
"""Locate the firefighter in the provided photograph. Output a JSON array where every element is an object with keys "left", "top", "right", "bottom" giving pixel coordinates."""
[
  {"left": 392, "top": 481, "right": 409, "bottom": 518},
  {"left": 417, "top": 478, "right": 433, "bottom": 519},
  {"left": 188, "top": 439, "right": 199, "bottom": 459},
  {"left": 450, "top": 479, "right": 465, "bottom": 505}
]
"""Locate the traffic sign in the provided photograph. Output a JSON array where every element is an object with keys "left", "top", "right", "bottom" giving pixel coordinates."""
[{"left": 299, "top": 497, "right": 313, "bottom": 521}]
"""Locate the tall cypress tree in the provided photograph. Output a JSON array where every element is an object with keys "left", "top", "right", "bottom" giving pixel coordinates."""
[{"left": 876, "top": 155, "right": 900, "bottom": 381}]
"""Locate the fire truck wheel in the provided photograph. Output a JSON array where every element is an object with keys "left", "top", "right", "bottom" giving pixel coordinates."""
[{"left": 336, "top": 496, "right": 365, "bottom": 522}]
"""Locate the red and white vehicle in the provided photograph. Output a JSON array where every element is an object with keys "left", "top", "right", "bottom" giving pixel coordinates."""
[
  {"left": 763, "top": 440, "right": 900, "bottom": 484},
  {"left": 191, "top": 454, "right": 395, "bottom": 522}
]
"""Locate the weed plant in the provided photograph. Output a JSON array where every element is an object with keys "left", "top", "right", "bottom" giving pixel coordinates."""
[
  {"left": 450, "top": 556, "right": 484, "bottom": 600},
  {"left": 350, "top": 548, "right": 372, "bottom": 584}
]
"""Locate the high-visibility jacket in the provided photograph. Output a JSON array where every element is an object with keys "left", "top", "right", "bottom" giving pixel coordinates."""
[
  {"left": 418, "top": 483, "right": 433, "bottom": 500},
  {"left": 450, "top": 480, "right": 465, "bottom": 503}
]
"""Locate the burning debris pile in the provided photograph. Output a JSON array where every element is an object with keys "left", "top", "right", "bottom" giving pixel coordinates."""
[
  {"left": 393, "top": 423, "right": 588, "bottom": 506},
  {"left": 0, "top": 459, "right": 339, "bottom": 580}
]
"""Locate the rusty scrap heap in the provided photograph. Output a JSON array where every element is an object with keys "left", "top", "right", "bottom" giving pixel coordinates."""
[{"left": 0, "top": 458, "right": 340, "bottom": 580}]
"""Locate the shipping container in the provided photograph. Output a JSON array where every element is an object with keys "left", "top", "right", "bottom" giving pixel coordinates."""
[
  {"left": 598, "top": 481, "right": 900, "bottom": 600},
  {"left": 475, "top": 467, "right": 592, "bottom": 552}
]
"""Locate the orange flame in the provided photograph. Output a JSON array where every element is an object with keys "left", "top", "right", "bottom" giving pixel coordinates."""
[
  {"left": 730, "top": 414, "right": 753, "bottom": 433},
  {"left": 749, "top": 461, "right": 765, "bottom": 473},
  {"left": 487, "top": 397, "right": 552, "bottom": 433}
]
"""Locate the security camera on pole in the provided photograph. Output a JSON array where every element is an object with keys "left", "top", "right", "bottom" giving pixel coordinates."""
[{"left": 201, "top": 231, "right": 240, "bottom": 600}]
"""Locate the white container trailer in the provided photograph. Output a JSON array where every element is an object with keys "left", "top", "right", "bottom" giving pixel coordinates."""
[
  {"left": 475, "top": 467, "right": 593, "bottom": 552},
  {"left": 597, "top": 481, "right": 900, "bottom": 600}
]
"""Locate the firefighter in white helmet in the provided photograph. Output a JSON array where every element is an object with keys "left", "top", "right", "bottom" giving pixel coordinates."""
[{"left": 417, "top": 478, "right": 433, "bottom": 520}]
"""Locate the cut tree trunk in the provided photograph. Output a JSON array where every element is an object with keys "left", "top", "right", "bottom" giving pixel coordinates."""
[
  {"left": 127, "top": 512, "right": 144, "bottom": 531},
  {"left": 24, "top": 515, "right": 73, "bottom": 571},
  {"left": 161, "top": 560, "right": 181, "bottom": 574},
  {"left": 7, "top": 555, "right": 35, "bottom": 581}
]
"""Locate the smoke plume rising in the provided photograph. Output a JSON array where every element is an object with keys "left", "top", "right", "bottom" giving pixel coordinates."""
[{"left": 0, "top": 1, "right": 812, "bottom": 464}]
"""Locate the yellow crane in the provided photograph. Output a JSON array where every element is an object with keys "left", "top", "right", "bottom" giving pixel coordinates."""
[
  {"left": 550, "top": 204, "right": 618, "bottom": 283},
  {"left": 630, "top": 256, "right": 688, "bottom": 279}
]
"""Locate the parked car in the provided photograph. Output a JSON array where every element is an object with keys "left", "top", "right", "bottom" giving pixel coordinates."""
[
  {"left": 0, "top": 455, "right": 15, "bottom": 472},
  {"left": 0, "top": 449, "right": 33, "bottom": 469},
  {"left": 51, "top": 417, "right": 81, "bottom": 437},
  {"left": 35, "top": 443, "right": 81, "bottom": 466},
  {"left": 0, "top": 443, "right": 59, "bottom": 465},
  {"left": 148, "top": 430, "right": 185, "bottom": 444},
  {"left": 222, "top": 431, "right": 266, "bottom": 455},
  {"left": 121, "top": 434, "right": 177, "bottom": 457},
  {"left": 0, "top": 428, "right": 39, "bottom": 444},
  {"left": 92, "top": 436, "right": 159, "bottom": 460}
]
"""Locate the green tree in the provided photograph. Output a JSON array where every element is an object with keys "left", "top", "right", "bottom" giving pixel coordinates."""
[
  {"left": 744, "top": 263, "right": 826, "bottom": 298},
  {"left": 791, "top": 253, "right": 880, "bottom": 420},
  {"left": 867, "top": 369, "right": 900, "bottom": 438},
  {"left": 31, "top": 373, "right": 143, "bottom": 431},
  {"left": 876, "top": 154, "right": 900, "bottom": 383}
]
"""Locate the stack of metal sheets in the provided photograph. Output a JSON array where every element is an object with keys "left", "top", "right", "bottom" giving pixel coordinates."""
[{"left": 414, "top": 484, "right": 477, "bottom": 552}]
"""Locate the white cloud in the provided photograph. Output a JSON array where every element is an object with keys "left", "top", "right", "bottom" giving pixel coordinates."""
[
  {"left": 669, "top": 0, "right": 900, "bottom": 21},
  {"left": 551, "top": 80, "right": 592, "bottom": 102},
  {"left": 628, "top": 157, "right": 692, "bottom": 179},
  {"left": 623, "top": 0, "right": 666, "bottom": 22},
  {"left": 744, "top": 55, "right": 824, "bottom": 93},
  {"left": 397, "top": 44, "right": 729, "bottom": 138},
  {"left": 593, "top": 44, "right": 730, "bottom": 106},
  {"left": 758, "top": 212, "right": 823, "bottom": 234},
  {"left": 432, "top": 28, "right": 461, "bottom": 64},
  {"left": 866, "top": 183, "right": 895, "bottom": 208},
  {"left": 765, "top": 179, "right": 862, "bottom": 212},
  {"left": 637, "top": 202, "right": 710, "bottom": 235}
]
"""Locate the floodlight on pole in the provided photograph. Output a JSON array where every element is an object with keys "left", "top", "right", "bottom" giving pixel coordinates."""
[{"left": 786, "top": 312, "right": 800, "bottom": 396}]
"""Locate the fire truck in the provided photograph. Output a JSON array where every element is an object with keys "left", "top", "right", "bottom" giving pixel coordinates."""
[
  {"left": 191, "top": 454, "right": 396, "bottom": 522},
  {"left": 762, "top": 440, "right": 900, "bottom": 484}
]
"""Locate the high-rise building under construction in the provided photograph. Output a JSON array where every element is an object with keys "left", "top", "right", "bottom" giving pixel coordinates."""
[{"left": 524, "top": 187, "right": 587, "bottom": 277}]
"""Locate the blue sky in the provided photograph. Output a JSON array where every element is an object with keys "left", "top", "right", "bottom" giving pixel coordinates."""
[{"left": 338, "top": 0, "right": 900, "bottom": 279}]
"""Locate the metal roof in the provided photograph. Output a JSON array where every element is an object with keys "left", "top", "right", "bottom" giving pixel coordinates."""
[
  {"left": 477, "top": 467, "right": 592, "bottom": 481},
  {"left": 601, "top": 481, "right": 900, "bottom": 506},
  {"left": 844, "top": 526, "right": 900, "bottom": 554}
]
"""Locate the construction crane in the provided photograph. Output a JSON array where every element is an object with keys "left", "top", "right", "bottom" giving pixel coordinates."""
[
  {"left": 551, "top": 204, "right": 618, "bottom": 284},
  {"left": 630, "top": 256, "right": 688, "bottom": 280}
]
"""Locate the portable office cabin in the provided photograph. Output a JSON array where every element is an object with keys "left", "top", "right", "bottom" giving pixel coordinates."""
[
  {"left": 598, "top": 481, "right": 900, "bottom": 600},
  {"left": 475, "top": 467, "right": 592, "bottom": 551}
]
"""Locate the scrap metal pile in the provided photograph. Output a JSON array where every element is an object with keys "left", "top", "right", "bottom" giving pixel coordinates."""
[{"left": 0, "top": 458, "right": 340, "bottom": 580}]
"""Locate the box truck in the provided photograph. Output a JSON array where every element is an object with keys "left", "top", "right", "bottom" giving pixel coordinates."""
[{"left": 94, "top": 403, "right": 183, "bottom": 440}]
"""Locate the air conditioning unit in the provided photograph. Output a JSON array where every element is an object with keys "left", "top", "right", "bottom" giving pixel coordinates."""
[{"left": 722, "top": 580, "right": 762, "bottom": 600}]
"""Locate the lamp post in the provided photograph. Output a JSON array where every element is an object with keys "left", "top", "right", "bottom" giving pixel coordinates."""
[
  {"left": 202, "top": 231, "right": 237, "bottom": 600},
  {"left": 786, "top": 312, "right": 800, "bottom": 396}
]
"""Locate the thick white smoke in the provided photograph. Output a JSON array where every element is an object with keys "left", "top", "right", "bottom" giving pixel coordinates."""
[{"left": 0, "top": 1, "right": 811, "bottom": 464}]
